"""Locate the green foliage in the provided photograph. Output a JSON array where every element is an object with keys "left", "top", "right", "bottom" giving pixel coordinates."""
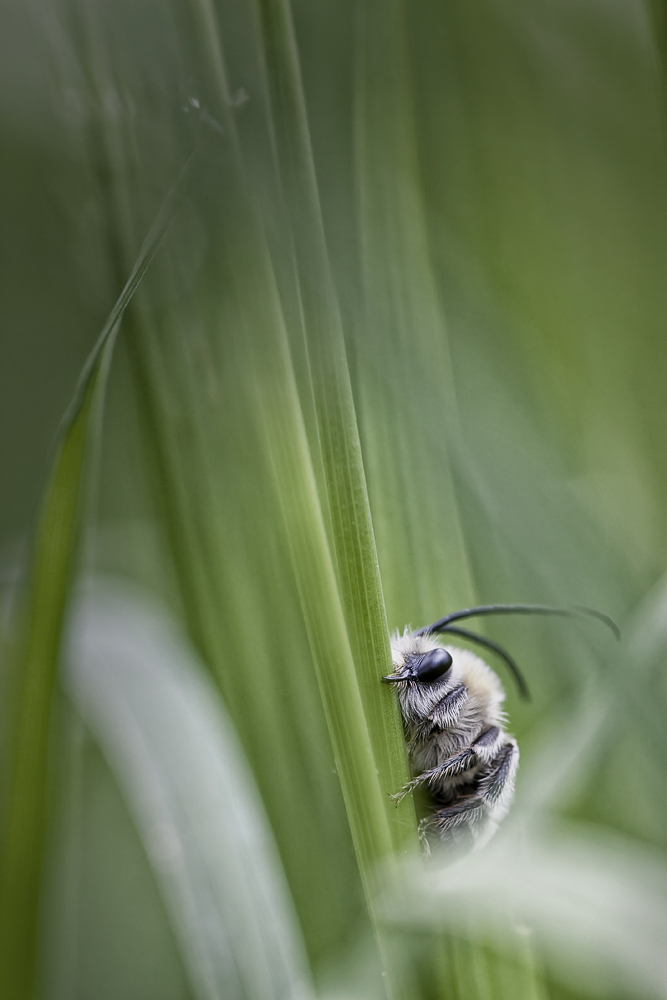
[{"left": 2, "top": 0, "right": 667, "bottom": 997}]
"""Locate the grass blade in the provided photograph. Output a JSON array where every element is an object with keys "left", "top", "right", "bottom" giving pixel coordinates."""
[
  {"left": 256, "top": 0, "right": 417, "bottom": 865},
  {"left": 0, "top": 183, "right": 179, "bottom": 998},
  {"left": 120, "top": 0, "right": 417, "bottom": 953},
  {"left": 66, "top": 576, "right": 314, "bottom": 1000},
  {"left": 354, "top": 0, "right": 474, "bottom": 631}
]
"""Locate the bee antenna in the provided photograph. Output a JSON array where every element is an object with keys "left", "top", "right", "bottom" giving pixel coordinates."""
[
  {"left": 436, "top": 625, "right": 531, "bottom": 700},
  {"left": 415, "top": 603, "right": 620, "bottom": 640},
  {"left": 572, "top": 605, "right": 621, "bottom": 640}
]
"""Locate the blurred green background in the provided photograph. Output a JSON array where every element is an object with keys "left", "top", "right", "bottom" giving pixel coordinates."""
[{"left": 2, "top": 0, "right": 667, "bottom": 998}]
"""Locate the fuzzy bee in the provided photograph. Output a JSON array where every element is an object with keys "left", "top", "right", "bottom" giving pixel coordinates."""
[{"left": 383, "top": 604, "right": 618, "bottom": 850}]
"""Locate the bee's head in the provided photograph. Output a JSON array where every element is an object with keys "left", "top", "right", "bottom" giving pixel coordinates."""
[{"left": 383, "top": 645, "right": 453, "bottom": 685}]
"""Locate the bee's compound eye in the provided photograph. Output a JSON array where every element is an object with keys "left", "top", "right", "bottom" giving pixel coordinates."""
[{"left": 414, "top": 648, "right": 453, "bottom": 683}]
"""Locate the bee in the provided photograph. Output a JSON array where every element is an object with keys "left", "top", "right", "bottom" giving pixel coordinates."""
[{"left": 383, "top": 603, "right": 619, "bottom": 850}]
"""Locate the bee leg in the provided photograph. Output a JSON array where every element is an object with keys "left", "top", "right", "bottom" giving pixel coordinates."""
[
  {"left": 469, "top": 725, "right": 503, "bottom": 762},
  {"left": 429, "top": 795, "right": 486, "bottom": 840},
  {"left": 392, "top": 727, "right": 503, "bottom": 804},
  {"left": 391, "top": 747, "right": 478, "bottom": 803},
  {"left": 476, "top": 740, "right": 519, "bottom": 814}
]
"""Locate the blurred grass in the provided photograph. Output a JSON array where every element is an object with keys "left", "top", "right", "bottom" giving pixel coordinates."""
[
  {"left": 0, "top": 190, "right": 180, "bottom": 996},
  {"left": 58, "top": 577, "right": 315, "bottom": 1000},
  {"left": 3, "top": 0, "right": 667, "bottom": 997},
  {"left": 0, "top": 371, "right": 98, "bottom": 1000}
]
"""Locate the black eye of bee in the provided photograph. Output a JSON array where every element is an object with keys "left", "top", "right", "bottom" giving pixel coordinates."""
[{"left": 413, "top": 648, "right": 453, "bottom": 683}]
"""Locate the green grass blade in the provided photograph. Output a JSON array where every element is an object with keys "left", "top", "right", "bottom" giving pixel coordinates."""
[
  {"left": 255, "top": 0, "right": 417, "bottom": 863},
  {"left": 0, "top": 185, "right": 179, "bottom": 998},
  {"left": 354, "top": 0, "right": 474, "bottom": 630},
  {"left": 125, "top": 178, "right": 403, "bottom": 924},
  {"left": 119, "top": 0, "right": 416, "bottom": 928},
  {"left": 56, "top": 0, "right": 417, "bottom": 964},
  {"left": 0, "top": 367, "right": 100, "bottom": 1000},
  {"left": 244, "top": 286, "right": 399, "bottom": 883},
  {"left": 66, "top": 577, "right": 314, "bottom": 1000}
]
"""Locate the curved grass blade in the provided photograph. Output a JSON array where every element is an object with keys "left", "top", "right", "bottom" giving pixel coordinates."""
[
  {"left": 65, "top": 576, "right": 314, "bottom": 1000},
  {"left": 0, "top": 173, "right": 185, "bottom": 999}
]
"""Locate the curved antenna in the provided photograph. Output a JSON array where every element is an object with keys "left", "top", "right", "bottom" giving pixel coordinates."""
[
  {"left": 573, "top": 605, "right": 621, "bottom": 640},
  {"left": 415, "top": 603, "right": 620, "bottom": 640},
  {"left": 436, "top": 625, "right": 531, "bottom": 701}
]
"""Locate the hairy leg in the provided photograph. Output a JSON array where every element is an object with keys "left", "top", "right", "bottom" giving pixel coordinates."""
[
  {"left": 423, "top": 793, "right": 486, "bottom": 842},
  {"left": 394, "top": 727, "right": 502, "bottom": 803},
  {"left": 477, "top": 740, "right": 519, "bottom": 813}
]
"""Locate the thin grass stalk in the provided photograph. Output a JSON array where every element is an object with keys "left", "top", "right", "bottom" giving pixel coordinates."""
[
  {"left": 254, "top": 0, "right": 418, "bottom": 859},
  {"left": 247, "top": 281, "right": 397, "bottom": 879},
  {"left": 0, "top": 372, "right": 98, "bottom": 1000},
  {"left": 0, "top": 192, "right": 178, "bottom": 998}
]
